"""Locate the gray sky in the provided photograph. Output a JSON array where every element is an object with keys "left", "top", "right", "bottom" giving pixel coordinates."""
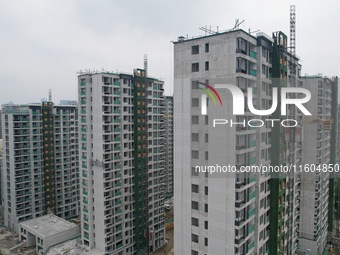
[{"left": 1, "top": 0, "right": 339, "bottom": 105}]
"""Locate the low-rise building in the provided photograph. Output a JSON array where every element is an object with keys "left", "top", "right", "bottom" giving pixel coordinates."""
[{"left": 19, "top": 214, "right": 80, "bottom": 255}]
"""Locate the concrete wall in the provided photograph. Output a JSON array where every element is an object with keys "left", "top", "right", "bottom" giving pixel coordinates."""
[
  {"left": 174, "top": 30, "right": 259, "bottom": 255},
  {"left": 42, "top": 225, "right": 80, "bottom": 254}
]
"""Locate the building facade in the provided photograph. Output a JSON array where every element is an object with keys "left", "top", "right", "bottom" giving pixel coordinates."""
[
  {"left": 298, "top": 76, "right": 338, "bottom": 254},
  {"left": 173, "top": 29, "right": 302, "bottom": 255},
  {"left": 78, "top": 69, "right": 165, "bottom": 255},
  {"left": 164, "top": 96, "right": 174, "bottom": 198},
  {"left": 0, "top": 109, "right": 2, "bottom": 139},
  {"left": 0, "top": 144, "right": 3, "bottom": 226},
  {"left": 1, "top": 102, "right": 79, "bottom": 232}
]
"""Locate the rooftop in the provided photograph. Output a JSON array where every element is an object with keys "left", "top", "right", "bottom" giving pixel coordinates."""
[
  {"left": 20, "top": 214, "right": 78, "bottom": 239},
  {"left": 174, "top": 29, "right": 256, "bottom": 44}
]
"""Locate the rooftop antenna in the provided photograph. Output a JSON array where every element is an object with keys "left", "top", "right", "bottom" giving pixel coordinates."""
[
  {"left": 234, "top": 19, "right": 244, "bottom": 30},
  {"left": 48, "top": 89, "right": 52, "bottom": 102},
  {"left": 199, "top": 19, "right": 245, "bottom": 37},
  {"left": 144, "top": 54, "right": 148, "bottom": 76},
  {"left": 248, "top": 28, "right": 260, "bottom": 34},
  {"left": 199, "top": 26, "right": 216, "bottom": 35}
]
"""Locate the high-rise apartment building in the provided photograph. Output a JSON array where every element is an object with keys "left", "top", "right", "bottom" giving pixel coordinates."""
[
  {"left": 0, "top": 109, "right": 2, "bottom": 139},
  {"left": 298, "top": 76, "right": 338, "bottom": 254},
  {"left": 78, "top": 69, "right": 165, "bottom": 255},
  {"left": 174, "top": 29, "right": 302, "bottom": 255},
  {"left": 0, "top": 138, "right": 3, "bottom": 226},
  {"left": 164, "top": 96, "right": 174, "bottom": 198},
  {"left": 0, "top": 117, "right": 4, "bottom": 223},
  {"left": 337, "top": 105, "right": 340, "bottom": 165},
  {"left": 1, "top": 102, "right": 79, "bottom": 232}
]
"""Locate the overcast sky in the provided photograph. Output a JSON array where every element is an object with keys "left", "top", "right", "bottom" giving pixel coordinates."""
[{"left": 1, "top": 0, "right": 339, "bottom": 105}]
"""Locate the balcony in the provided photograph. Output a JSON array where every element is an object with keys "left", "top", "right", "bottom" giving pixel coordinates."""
[
  {"left": 249, "top": 69, "right": 257, "bottom": 77},
  {"left": 249, "top": 140, "right": 256, "bottom": 148},
  {"left": 236, "top": 144, "right": 246, "bottom": 150},
  {"left": 235, "top": 217, "right": 245, "bottom": 226},
  {"left": 247, "top": 240, "right": 255, "bottom": 252},
  {"left": 248, "top": 191, "right": 255, "bottom": 201},
  {"left": 235, "top": 235, "right": 245, "bottom": 244},
  {"left": 249, "top": 51, "right": 257, "bottom": 59},
  {"left": 248, "top": 208, "right": 255, "bottom": 218},
  {"left": 236, "top": 180, "right": 245, "bottom": 189},
  {"left": 248, "top": 157, "right": 256, "bottom": 165},
  {"left": 235, "top": 198, "right": 245, "bottom": 207},
  {"left": 248, "top": 224, "right": 255, "bottom": 234}
]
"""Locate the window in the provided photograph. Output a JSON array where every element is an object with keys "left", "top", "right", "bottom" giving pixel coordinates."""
[
  {"left": 205, "top": 116, "right": 208, "bottom": 125},
  {"left": 236, "top": 58, "right": 247, "bottom": 72},
  {"left": 205, "top": 186, "right": 208, "bottom": 195},
  {"left": 192, "top": 133, "right": 199, "bottom": 142},
  {"left": 192, "top": 80, "right": 199, "bottom": 89},
  {"left": 191, "top": 250, "right": 199, "bottom": 255},
  {"left": 260, "top": 183, "right": 265, "bottom": 192},
  {"left": 192, "top": 63, "right": 199, "bottom": 72},
  {"left": 205, "top": 151, "right": 208, "bottom": 160},
  {"left": 205, "top": 61, "right": 209, "bottom": 71},
  {"left": 192, "top": 45, "right": 199, "bottom": 54},
  {"left": 192, "top": 201, "right": 199, "bottom": 210},
  {"left": 204, "top": 238, "right": 208, "bottom": 246},
  {"left": 192, "top": 167, "right": 199, "bottom": 176},
  {"left": 192, "top": 150, "right": 199, "bottom": 159},
  {"left": 204, "top": 221, "right": 208, "bottom": 229},
  {"left": 192, "top": 234, "right": 199, "bottom": 243},
  {"left": 259, "top": 230, "right": 264, "bottom": 240},
  {"left": 205, "top": 43, "right": 209, "bottom": 52},
  {"left": 205, "top": 134, "right": 208, "bottom": 143},
  {"left": 204, "top": 204, "right": 208, "bottom": 212},
  {"left": 192, "top": 98, "right": 199, "bottom": 107},
  {"left": 192, "top": 184, "right": 199, "bottom": 193},
  {"left": 192, "top": 217, "right": 199, "bottom": 227},
  {"left": 192, "top": 116, "right": 199, "bottom": 124},
  {"left": 236, "top": 37, "right": 248, "bottom": 53},
  {"left": 237, "top": 77, "right": 247, "bottom": 91}
]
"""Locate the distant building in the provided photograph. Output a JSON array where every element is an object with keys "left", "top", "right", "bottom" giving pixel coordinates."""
[
  {"left": 1, "top": 102, "right": 79, "bottom": 232},
  {"left": 0, "top": 110, "right": 2, "bottom": 139},
  {"left": 164, "top": 96, "right": 174, "bottom": 198},
  {"left": 298, "top": 76, "right": 338, "bottom": 254},
  {"left": 59, "top": 100, "right": 78, "bottom": 106},
  {"left": 0, "top": 139, "right": 2, "bottom": 157},
  {"left": 0, "top": 151, "right": 3, "bottom": 226},
  {"left": 19, "top": 214, "right": 80, "bottom": 255},
  {"left": 78, "top": 69, "right": 165, "bottom": 254},
  {"left": 337, "top": 104, "right": 340, "bottom": 164}
]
